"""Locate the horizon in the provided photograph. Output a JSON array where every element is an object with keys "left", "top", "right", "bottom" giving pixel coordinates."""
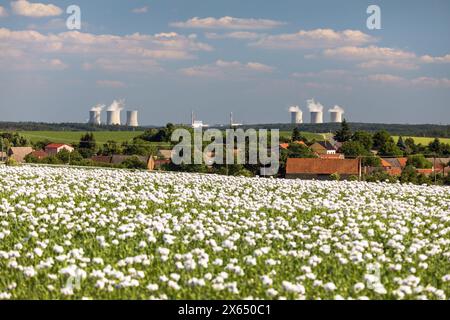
[{"left": 0, "top": 0, "right": 450, "bottom": 125}]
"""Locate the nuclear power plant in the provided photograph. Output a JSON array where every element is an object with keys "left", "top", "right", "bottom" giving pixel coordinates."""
[
  {"left": 126, "top": 111, "right": 139, "bottom": 127},
  {"left": 329, "top": 106, "right": 344, "bottom": 123},
  {"left": 288, "top": 99, "right": 345, "bottom": 124},
  {"left": 88, "top": 100, "right": 139, "bottom": 126},
  {"left": 307, "top": 99, "right": 324, "bottom": 124},
  {"left": 289, "top": 106, "right": 303, "bottom": 124},
  {"left": 88, "top": 104, "right": 105, "bottom": 125}
]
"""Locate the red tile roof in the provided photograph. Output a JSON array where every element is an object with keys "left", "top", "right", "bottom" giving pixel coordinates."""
[
  {"left": 46, "top": 143, "right": 71, "bottom": 149},
  {"left": 286, "top": 158, "right": 360, "bottom": 175},
  {"left": 31, "top": 150, "right": 48, "bottom": 159},
  {"left": 317, "top": 153, "right": 345, "bottom": 159}
]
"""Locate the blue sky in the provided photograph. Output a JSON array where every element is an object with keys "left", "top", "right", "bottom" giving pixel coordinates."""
[{"left": 0, "top": 0, "right": 449, "bottom": 125}]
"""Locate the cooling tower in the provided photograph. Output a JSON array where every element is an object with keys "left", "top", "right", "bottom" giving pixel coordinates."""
[
  {"left": 89, "top": 110, "right": 101, "bottom": 125},
  {"left": 310, "top": 111, "right": 323, "bottom": 124},
  {"left": 107, "top": 110, "right": 121, "bottom": 126},
  {"left": 126, "top": 111, "right": 139, "bottom": 127},
  {"left": 291, "top": 111, "right": 303, "bottom": 124},
  {"left": 330, "top": 111, "right": 343, "bottom": 123}
]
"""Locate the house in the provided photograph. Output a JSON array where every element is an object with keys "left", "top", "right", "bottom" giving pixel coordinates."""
[
  {"left": 382, "top": 157, "right": 408, "bottom": 169},
  {"left": 91, "top": 155, "right": 155, "bottom": 170},
  {"left": 45, "top": 143, "right": 74, "bottom": 156},
  {"left": 317, "top": 153, "right": 345, "bottom": 159},
  {"left": 8, "top": 147, "right": 34, "bottom": 163},
  {"left": 426, "top": 158, "right": 450, "bottom": 176},
  {"left": 157, "top": 149, "right": 173, "bottom": 160},
  {"left": 310, "top": 141, "right": 336, "bottom": 155},
  {"left": 280, "top": 141, "right": 307, "bottom": 150},
  {"left": 379, "top": 158, "right": 402, "bottom": 176},
  {"left": 30, "top": 150, "right": 48, "bottom": 160},
  {"left": 286, "top": 158, "right": 361, "bottom": 180}
]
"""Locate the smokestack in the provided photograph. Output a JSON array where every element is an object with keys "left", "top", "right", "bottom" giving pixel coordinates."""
[
  {"left": 106, "top": 100, "right": 124, "bottom": 126},
  {"left": 126, "top": 111, "right": 139, "bottom": 127},
  {"left": 307, "top": 99, "right": 324, "bottom": 124},
  {"left": 329, "top": 105, "right": 344, "bottom": 123},
  {"left": 88, "top": 104, "right": 104, "bottom": 125},
  {"left": 289, "top": 106, "right": 302, "bottom": 124},
  {"left": 89, "top": 111, "right": 101, "bottom": 125}
]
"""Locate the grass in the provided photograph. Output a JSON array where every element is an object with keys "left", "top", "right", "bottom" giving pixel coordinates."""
[
  {"left": 393, "top": 136, "right": 450, "bottom": 145},
  {"left": 19, "top": 131, "right": 145, "bottom": 144},
  {"left": 279, "top": 131, "right": 329, "bottom": 141}
]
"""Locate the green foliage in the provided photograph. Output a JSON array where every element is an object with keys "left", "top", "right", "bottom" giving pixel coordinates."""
[
  {"left": 334, "top": 119, "right": 352, "bottom": 142},
  {"left": 373, "top": 130, "right": 391, "bottom": 150},
  {"left": 120, "top": 156, "right": 148, "bottom": 170},
  {"left": 352, "top": 131, "right": 373, "bottom": 151},
  {"left": 378, "top": 139, "right": 403, "bottom": 157},
  {"left": 291, "top": 127, "right": 308, "bottom": 143},
  {"left": 340, "top": 141, "right": 367, "bottom": 158},
  {"left": 407, "top": 154, "right": 432, "bottom": 169},
  {"left": 329, "top": 173, "right": 341, "bottom": 181},
  {"left": 78, "top": 132, "right": 96, "bottom": 158},
  {"left": 122, "top": 139, "right": 157, "bottom": 156},
  {"left": 5, "top": 158, "right": 19, "bottom": 166}
]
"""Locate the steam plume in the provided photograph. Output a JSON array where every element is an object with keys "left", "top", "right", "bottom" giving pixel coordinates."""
[
  {"left": 90, "top": 104, "right": 105, "bottom": 112},
  {"left": 329, "top": 105, "right": 344, "bottom": 113},
  {"left": 107, "top": 99, "right": 124, "bottom": 112},
  {"left": 289, "top": 106, "right": 301, "bottom": 112},
  {"left": 307, "top": 99, "right": 324, "bottom": 112}
]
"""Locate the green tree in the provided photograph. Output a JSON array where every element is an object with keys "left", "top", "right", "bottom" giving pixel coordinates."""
[
  {"left": 352, "top": 131, "right": 373, "bottom": 151},
  {"left": 373, "top": 130, "right": 391, "bottom": 150},
  {"left": 378, "top": 139, "right": 403, "bottom": 157},
  {"left": 120, "top": 156, "right": 148, "bottom": 170},
  {"left": 101, "top": 140, "right": 122, "bottom": 155},
  {"left": 78, "top": 132, "right": 96, "bottom": 158},
  {"left": 334, "top": 119, "right": 352, "bottom": 142},
  {"left": 340, "top": 141, "right": 367, "bottom": 158},
  {"left": 407, "top": 154, "right": 432, "bottom": 169},
  {"left": 428, "top": 138, "right": 442, "bottom": 155}
]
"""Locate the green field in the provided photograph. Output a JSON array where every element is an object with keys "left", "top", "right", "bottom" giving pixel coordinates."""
[
  {"left": 393, "top": 136, "right": 450, "bottom": 145},
  {"left": 19, "top": 131, "right": 144, "bottom": 144},
  {"left": 279, "top": 131, "right": 329, "bottom": 141}
]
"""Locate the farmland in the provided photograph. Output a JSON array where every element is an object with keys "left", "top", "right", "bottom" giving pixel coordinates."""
[
  {"left": 0, "top": 165, "right": 449, "bottom": 300},
  {"left": 393, "top": 136, "right": 450, "bottom": 145},
  {"left": 19, "top": 131, "right": 144, "bottom": 144}
]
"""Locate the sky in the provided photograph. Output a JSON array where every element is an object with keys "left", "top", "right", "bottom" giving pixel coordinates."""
[{"left": 0, "top": 0, "right": 449, "bottom": 125}]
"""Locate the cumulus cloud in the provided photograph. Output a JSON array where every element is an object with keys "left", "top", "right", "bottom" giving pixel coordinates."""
[
  {"left": 366, "top": 74, "right": 450, "bottom": 88},
  {"left": 11, "top": 0, "right": 62, "bottom": 18},
  {"left": 205, "top": 31, "right": 263, "bottom": 40},
  {"left": 323, "top": 45, "right": 416, "bottom": 61},
  {"left": 0, "top": 27, "right": 212, "bottom": 71},
  {"left": 171, "top": 16, "right": 285, "bottom": 30},
  {"left": 0, "top": 6, "right": 8, "bottom": 17},
  {"left": 420, "top": 54, "right": 450, "bottom": 64},
  {"left": 180, "top": 59, "right": 275, "bottom": 78},
  {"left": 252, "top": 29, "right": 376, "bottom": 49},
  {"left": 96, "top": 80, "right": 126, "bottom": 88},
  {"left": 132, "top": 6, "right": 148, "bottom": 14}
]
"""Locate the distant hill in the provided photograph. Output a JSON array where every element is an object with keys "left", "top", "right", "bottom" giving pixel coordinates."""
[
  {"left": 236, "top": 122, "right": 450, "bottom": 138},
  {"left": 1, "top": 121, "right": 449, "bottom": 138},
  {"left": 0, "top": 122, "right": 157, "bottom": 132}
]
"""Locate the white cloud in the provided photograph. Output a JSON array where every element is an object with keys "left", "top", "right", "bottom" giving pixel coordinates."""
[
  {"left": 87, "top": 58, "right": 162, "bottom": 73},
  {"left": 357, "top": 59, "right": 419, "bottom": 70},
  {"left": 0, "top": 6, "right": 8, "bottom": 17},
  {"left": 171, "top": 16, "right": 285, "bottom": 30},
  {"left": 323, "top": 45, "right": 416, "bottom": 61},
  {"left": 366, "top": 74, "right": 450, "bottom": 88},
  {"left": 180, "top": 59, "right": 274, "bottom": 78},
  {"left": 11, "top": 0, "right": 62, "bottom": 18},
  {"left": 96, "top": 80, "right": 126, "bottom": 88},
  {"left": 132, "top": 6, "right": 148, "bottom": 14},
  {"left": 420, "top": 54, "right": 450, "bottom": 64},
  {"left": 252, "top": 29, "right": 375, "bottom": 49},
  {"left": 0, "top": 27, "right": 212, "bottom": 71},
  {"left": 205, "top": 31, "right": 263, "bottom": 40}
]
